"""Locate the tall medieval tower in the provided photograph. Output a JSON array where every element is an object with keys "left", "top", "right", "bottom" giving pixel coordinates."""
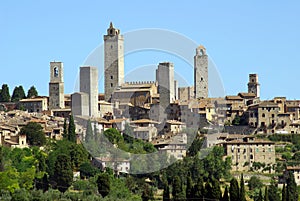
[
  {"left": 49, "top": 61, "right": 65, "bottom": 109},
  {"left": 248, "top": 74, "right": 260, "bottom": 98},
  {"left": 194, "top": 45, "right": 208, "bottom": 99},
  {"left": 104, "top": 22, "right": 124, "bottom": 102}
]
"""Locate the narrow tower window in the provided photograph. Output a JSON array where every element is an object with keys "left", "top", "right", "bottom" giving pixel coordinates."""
[{"left": 111, "top": 75, "right": 113, "bottom": 79}]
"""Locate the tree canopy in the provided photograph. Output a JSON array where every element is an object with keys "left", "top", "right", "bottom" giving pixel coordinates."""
[
  {"left": 11, "top": 86, "right": 26, "bottom": 102},
  {"left": 27, "top": 86, "right": 38, "bottom": 98},
  {"left": 20, "top": 122, "right": 46, "bottom": 146},
  {"left": 0, "top": 84, "right": 10, "bottom": 102}
]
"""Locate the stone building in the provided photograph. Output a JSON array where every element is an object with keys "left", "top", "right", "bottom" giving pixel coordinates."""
[
  {"left": 71, "top": 92, "right": 89, "bottom": 116},
  {"left": 104, "top": 22, "right": 124, "bottom": 102},
  {"left": 49, "top": 61, "right": 65, "bottom": 110},
  {"left": 19, "top": 97, "right": 48, "bottom": 113},
  {"left": 285, "top": 166, "right": 300, "bottom": 186},
  {"left": 221, "top": 136, "right": 276, "bottom": 172},
  {"left": 178, "top": 86, "right": 194, "bottom": 101},
  {"left": 194, "top": 45, "right": 208, "bottom": 99}
]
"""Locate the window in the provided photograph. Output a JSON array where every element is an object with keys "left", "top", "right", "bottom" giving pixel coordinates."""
[
  {"left": 262, "top": 113, "right": 265, "bottom": 117},
  {"left": 111, "top": 75, "right": 113, "bottom": 79},
  {"left": 110, "top": 83, "right": 113, "bottom": 87}
]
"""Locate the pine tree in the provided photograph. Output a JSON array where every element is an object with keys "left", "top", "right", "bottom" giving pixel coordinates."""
[
  {"left": 27, "top": 86, "right": 38, "bottom": 98},
  {"left": 63, "top": 118, "right": 68, "bottom": 139},
  {"left": 11, "top": 86, "right": 25, "bottom": 102},
  {"left": 240, "top": 174, "right": 246, "bottom": 201},
  {"left": 222, "top": 186, "right": 229, "bottom": 201},
  {"left": 53, "top": 154, "right": 73, "bottom": 192},
  {"left": 265, "top": 186, "right": 269, "bottom": 201},
  {"left": 0, "top": 84, "right": 10, "bottom": 102},
  {"left": 186, "top": 175, "right": 194, "bottom": 200},
  {"left": 229, "top": 177, "right": 239, "bottom": 201},
  {"left": 282, "top": 184, "right": 286, "bottom": 201},
  {"left": 163, "top": 183, "right": 170, "bottom": 201},
  {"left": 286, "top": 171, "right": 298, "bottom": 201},
  {"left": 68, "top": 115, "right": 76, "bottom": 143},
  {"left": 85, "top": 119, "right": 93, "bottom": 143}
]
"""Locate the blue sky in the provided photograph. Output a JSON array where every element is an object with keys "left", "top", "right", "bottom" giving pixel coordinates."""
[{"left": 1, "top": 1, "right": 300, "bottom": 100}]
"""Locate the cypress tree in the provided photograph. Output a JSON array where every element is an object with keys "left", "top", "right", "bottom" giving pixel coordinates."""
[
  {"left": 0, "top": 84, "right": 10, "bottom": 102},
  {"left": 286, "top": 171, "right": 298, "bottom": 201},
  {"left": 0, "top": 146, "right": 4, "bottom": 171},
  {"left": 163, "top": 183, "right": 170, "bottom": 201},
  {"left": 11, "top": 86, "right": 25, "bottom": 102},
  {"left": 211, "top": 178, "right": 222, "bottom": 200},
  {"left": 186, "top": 176, "right": 194, "bottom": 200},
  {"left": 222, "top": 186, "right": 229, "bottom": 201},
  {"left": 97, "top": 173, "right": 110, "bottom": 198},
  {"left": 53, "top": 154, "right": 73, "bottom": 192},
  {"left": 193, "top": 177, "right": 204, "bottom": 199},
  {"left": 68, "top": 115, "right": 76, "bottom": 143},
  {"left": 265, "top": 186, "right": 269, "bottom": 201},
  {"left": 85, "top": 119, "right": 93, "bottom": 143},
  {"left": 240, "top": 174, "right": 246, "bottom": 201},
  {"left": 229, "top": 177, "right": 239, "bottom": 201},
  {"left": 27, "top": 86, "right": 38, "bottom": 98},
  {"left": 204, "top": 182, "right": 212, "bottom": 199},
  {"left": 258, "top": 189, "right": 263, "bottom": 201},
  {"left": 268, "top": 180, "right": 280, "bottom": 201},
  {"left": 63, "top": 118, "right": 68, "bottom": 140},
  {"left": 282, "top": 184, "right": 286, "bottom": 201},
  {"left": 172, "top": 176, "right": 184, "bottom": 201}
]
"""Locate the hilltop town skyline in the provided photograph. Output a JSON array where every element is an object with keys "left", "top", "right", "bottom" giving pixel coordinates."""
[{"left": 1, "top": 1, "right": 300, "bottom": 100}]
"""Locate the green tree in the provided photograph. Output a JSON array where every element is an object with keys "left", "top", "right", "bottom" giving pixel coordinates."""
[
  {"left": 27, "top": 86, "right": 38, "bottom": 98},
  {"left": 248, "top": 176, "right": 263, "bottom": 190},
  {"left": 268, "top": 181, "right": 280, "bottom": 201},
  {"left": 85, "top": 119, "right": 93, "bottom": 143},
  {"left": 286, "top": 171, "right": 298, "bottom": 201},
  {"left": 186, "top": 175, "right": 194, "bottom": 200},
  {"left": 0, "top": 146, "right": 4, "bottom": 171},
  {"left": 20, "top": 122, "right": 46, "bottom": 146},
  {"left": 0, "top": 84, "right": 10, "bottom": 102},
  {"left": 68, "top": 115, "right": 76, "bottom": 143},
  {"left": 141, "top": 183, "right": 153, "bottom": 201},
  {"left": 172, "top": 176, "right": 184, "bottom": 201},
  {"left": 204, "top": 182, "right": 212, "bottom": 199},
  {"left": 211, "top": 178, "right": 222, "bottom": 200},
  {"left": 240, "top": 174, "right": 246, "bottom": 201},
  {"left": 257, "top": 189, "right": 263, "bottom": 201},
  {"left": 282, "top": 184, "right": 286, "bottom": 201},
  {"left": 163, "top": 183, "right": 170, "bottom": 201},
  {"left": 104, "top": 128, "right": 123, "bottom": 145},
  {"left": 79, "top": 162, "right": 98, "bottom": 179},
  {"left": 97, "top": 173, "right": 110, "bottom": 198},
  {"left": 265, "top": 186, "right": 269, "bottom": 201},
  {"left": 229, "top": 177, "right": 239, "bottom": 201},
  {"left": 52, "top": 154, "right": 73, "bottom": 192},
  {"left": 193, "top": 177, "right": 204, "bottom": 199},
  {"left": 63, "top": 118, "right": 68, "bottom": 139},
  {"left": 11, "top": 86, "right": 25, "bottom": 102},
  {"left": 222, "top": 186, "right": 229, "bottom": 201}
]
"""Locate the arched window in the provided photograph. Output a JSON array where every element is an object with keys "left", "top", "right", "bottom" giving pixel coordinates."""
[{"left": 262, "top": 113, "right": 265, "bottom": 118}]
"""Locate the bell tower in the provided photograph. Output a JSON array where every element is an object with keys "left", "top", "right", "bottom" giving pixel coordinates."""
[
  {"left": 104, "top": 22, "right": 124, "bottom": 102},
  {"left": 49, "top": 61, "right": 65, "bottom": 109},
  {"left": 248, "top": 74, "right": 260, "bottom": 98}
]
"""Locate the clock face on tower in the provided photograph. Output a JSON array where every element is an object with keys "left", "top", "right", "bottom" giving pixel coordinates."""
[{"left": 54, "top": 67, "right": 59, "bottom": 77}]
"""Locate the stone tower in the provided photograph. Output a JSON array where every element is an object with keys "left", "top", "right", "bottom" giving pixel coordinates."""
[
  {"left": 156, "top": 62, "right": 175, "bottom": 106},
  {"left": 194, "top": 45, "right": 208, "bottom": 99},
  {"left": 49, "top": 61, "right": 65, "bottom": 109},
  {"left": 248, "top": 74, "right": 260, "bottom": 98},
  {"left": 104, "top": 22, "right": 124, "bottom": 102},
  {"left": 80, "top": 66, "right": 99, "bottom": 117}
]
